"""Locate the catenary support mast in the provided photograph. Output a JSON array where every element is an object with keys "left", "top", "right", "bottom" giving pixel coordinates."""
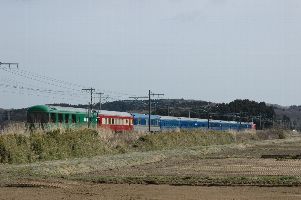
[
  {"left": 130, "top": 90, "right": 164, "bottom": 132},
  {"left": 82, "top": 88, "right": 95, "bottom": 128}
]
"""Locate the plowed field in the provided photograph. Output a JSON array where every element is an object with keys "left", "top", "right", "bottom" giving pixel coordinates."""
[{"left": 1, "top": 135, "right": 301, "bottom": 199}]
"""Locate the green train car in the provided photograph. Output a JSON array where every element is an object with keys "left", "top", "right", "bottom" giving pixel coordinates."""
[{"left": 27, "top": 105, "right": 97, "bottom": 129}]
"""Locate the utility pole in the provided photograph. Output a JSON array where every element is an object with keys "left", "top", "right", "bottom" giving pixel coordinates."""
[
  {"left": 148, "top": 90, "right": 164, "bottom": 132},
  {"left": 82, "top": 88, "right": 95, "bottom": 128},
  {"left": 0, "top": 62, "right": 19, "bottom": 68},
  {"left": 7, "top": 110, "right": 11, "bottom": 122},
  {"left": 259, "top": 114, "right": 262, "bottom": 130},
  {"left": 95, "top": 92, "right": 104, "bottom": 113},
  {"left": 130, "top": 90, "right": 164, "bottom": 132},
  {"left": 239, "top": 112, "right": 242, "bottom": 132},
  {"left": 207, "top": 112, "right": 210, "bottom": 129}
]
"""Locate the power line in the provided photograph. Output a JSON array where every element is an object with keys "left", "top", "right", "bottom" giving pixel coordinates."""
[
  {"left": 0, "top": 66, "right": 83, "bottom": 92},
  {"left": 0, "top": 76, "right": 89, "bottom": 99},
  {"left": 0, "top": 82, "right": 87, "bottom": 102},
  {"left": 0, "top": 65, "right": 145, "bottom": 107},
  {"left": 0, "top": 66, "right": 138, "bottom": 101},
  {"left": 7, "top": 67, "right": 87, "bottom": 89},
  {"left": 1, "top": 66, "right": 137, "bottom": 96}
]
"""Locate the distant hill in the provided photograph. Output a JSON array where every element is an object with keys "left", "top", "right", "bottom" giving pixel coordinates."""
[{"left": 273, "top": 105, "right": 301, "bottom": 130}]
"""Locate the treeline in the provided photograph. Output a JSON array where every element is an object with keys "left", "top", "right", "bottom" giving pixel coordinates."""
[{"left": 0, "top": 109, "right": 27, "bottom": 130}]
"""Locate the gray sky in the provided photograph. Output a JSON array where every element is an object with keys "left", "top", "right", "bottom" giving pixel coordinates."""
[{"left": 1, "top": 0, "right": 301, "bottom": 108}]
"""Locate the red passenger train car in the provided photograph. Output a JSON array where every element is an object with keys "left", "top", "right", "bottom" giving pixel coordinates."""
[{"left": 97, "top": 110, "right": 133, "bottom": 132}]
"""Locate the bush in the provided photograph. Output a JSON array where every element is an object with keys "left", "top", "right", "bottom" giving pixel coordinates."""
[
  {"left": 256, "top": 129, "right": 287, "bottom": 140},
  {"left": 133, "top": 130, "right": 237, "bottom": 151},
  {"left": 0, "top": 128, "right": 109, "bottom": 164}
]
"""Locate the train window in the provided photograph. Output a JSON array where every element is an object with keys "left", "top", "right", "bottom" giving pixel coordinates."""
[
  {"left": 130, "top": 119, "right": 133, "bottom": 125},
  {"left": 125, "top": 119, "right": 128, "bottom": 125},
  {"left": 50, "top": 113, "right": 56, "bottom": 123},
  {"left": 72, "top": 114, "right": 76, "bottom": 123},
  {"left": 27, "top": 112, "right": 49, "bottom": 123},
  {"left": 65, "top": 114, "right": 69, "bottom": 123},
  {"left": 58, "top": 114, "right": 63, "bottom": 123}
]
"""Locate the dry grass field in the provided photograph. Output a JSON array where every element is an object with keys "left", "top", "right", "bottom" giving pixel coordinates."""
[{"left": 0, "top": 126, "right": 301, "bottom": 199}]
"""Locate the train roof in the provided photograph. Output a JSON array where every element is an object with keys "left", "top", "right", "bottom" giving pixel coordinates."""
[
  {"left": 28, "top": 105, "right": 132, "bottom": 117},
  {"left": 28, "top": 105, "right": 89, "bottom": 113},
  {"left": 160, "top": 116, "right": 181, "bottom": 120},
  {"left": 98, "top": 110, "right": 132, "bottom": 117},
  {"left": 179, "top": 117, "right": 208, "bottom": 122},
  {"left": 131, "top": 113, "right": 161, "bottom": 119}
]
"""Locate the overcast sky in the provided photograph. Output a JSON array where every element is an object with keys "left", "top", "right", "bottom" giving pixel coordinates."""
[{"left": 1, "top": 0, "right": 301, "bottom": 108}]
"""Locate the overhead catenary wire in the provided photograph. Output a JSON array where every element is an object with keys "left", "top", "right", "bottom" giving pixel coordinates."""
[
  {"left": 0, "top": 78, "right": 88, "bottom": 98},
  {"left": 0, "top": 66, "right": 142, "bottom": 107},
  {"left": 0, "top": 82, "right": 87, "bottom": 101},
  {"left": 0, "top": 66, "right": 83, "bottom": 92},
  {"left": 0, "top": 66, "right": 137, "bottom": 98},
  {"left": 0, "top": 87, "right": 84, "bottom": 103}
]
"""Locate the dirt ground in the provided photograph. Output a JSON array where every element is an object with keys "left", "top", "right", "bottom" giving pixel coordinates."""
[
  {"left": 1, "top": 183, "right": 301, "bottom": 200},
  {"left": 1, "top": 135, "right": 301, "bottom": 199}
]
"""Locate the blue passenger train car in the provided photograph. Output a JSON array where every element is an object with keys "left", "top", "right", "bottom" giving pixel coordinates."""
[
  {"left": 158, "top": 116, "right": 254, "bottom": 132},
  {"left": 132, "top": 113, "right": 161, "bottom": 132},
  {"left": 179, "top": 117, "right": 208, "bottom": 129},
  {"left": 159, "top": 116, "right": 181, "bottom": 130}
]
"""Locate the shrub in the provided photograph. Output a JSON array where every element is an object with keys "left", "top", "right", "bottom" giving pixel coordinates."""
[
  {"left": 0, "top": 128, "right": 109, "bottom": 164},
  {"left": 133, "top": 130, "right": 237, "bottom": 151}
]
